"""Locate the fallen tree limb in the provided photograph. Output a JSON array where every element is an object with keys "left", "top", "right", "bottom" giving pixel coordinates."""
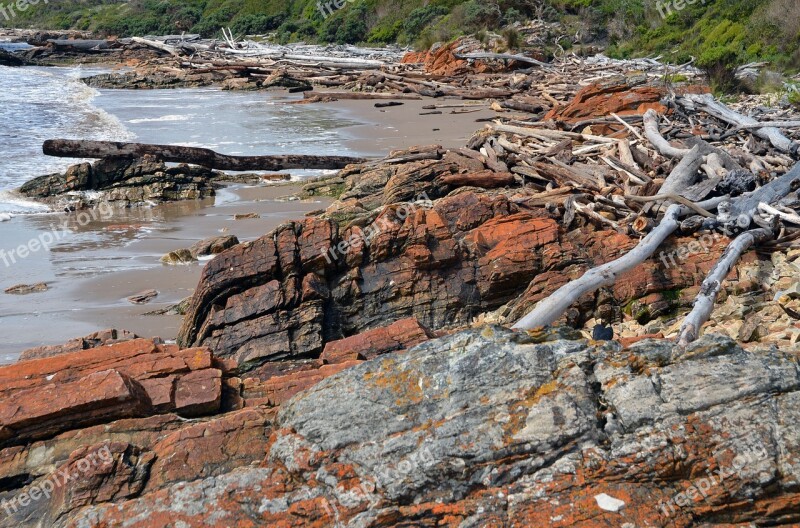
[
  {"left": 511, "top": 195, "right": 728, "bottom": 330},
  {"left": 454, "top": 52, "right": 552, "bottom": 69},
  {"left": 678, "top": 93, "right": 799, "bottom": 155},
  {"left": 42, "top": 139, "right": 370, "bottom": 171},
  {"left": 642, "top": 109, "right": 690, "bottom": 159},
  {"left": 676, "top": 227, "right": 775, "bottom": 346},
  {"left": 131, "top": 36, "right": 181, "bottom": 57},
  {"left": 513, "top": 161, "right": 800, "bottom": 330},
  {"left": 728, "top": 162, "right": 800, "bottom": 223}
]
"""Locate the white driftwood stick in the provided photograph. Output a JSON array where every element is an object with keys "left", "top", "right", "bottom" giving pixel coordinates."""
[
  {"left": 511, "top": 196, "right": 727, "bottom": 330},
  {"left": 131, "top": 37, "right": 181, "bottom": 57},
  {"left": 676, "top": 227, "right": 774, "bottom": 346},
  {"left": 679, "top": 93, "right": 798, "bottom": 154},
  {"left": 643, "top": 109, "right": 690, "bottom": 159},
  {"left": 758, "top": 202, "right": 800, "bottom": 225}
]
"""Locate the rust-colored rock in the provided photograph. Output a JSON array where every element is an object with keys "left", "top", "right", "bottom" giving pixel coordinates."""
[
  {"left": 320, "top": 317, "right": 432, "bottom": 364},
  {"left": 19, "top": 329, "right": 139, "bottom": 360},
  {"left": 0, "top": 339, "right": 221, "bottom": 444},
  {"left": 242, "top": 361, "right": 361, "bottom": 407},
  {"left": 545, "top": 75, "right": 667, "bottom": 123},
  {"left": 0, "top": 369, "right": 150, "bottom": 447}
]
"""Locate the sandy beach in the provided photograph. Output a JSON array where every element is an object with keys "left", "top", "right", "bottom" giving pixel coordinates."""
[{"left": 0, "top": 90, "right": 496, "bottom": 360}]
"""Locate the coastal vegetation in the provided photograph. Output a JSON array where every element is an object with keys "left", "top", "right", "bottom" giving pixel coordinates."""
[{"left": 4, "top": 0, "right": 800, "bottom": 87}]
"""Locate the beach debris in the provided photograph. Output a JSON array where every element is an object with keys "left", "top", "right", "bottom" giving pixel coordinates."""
[
  {"left": 160, "top": 248, "right": 197, "bottom": 265},
  {"left": 4, "top": 283, "right": 48, "bottom": 295},
  {"left": 127, "top": 289, "right": 159, "bottom": 305},
  {"left": 233, "top": 213, "right": 260, "bottom": 220}
]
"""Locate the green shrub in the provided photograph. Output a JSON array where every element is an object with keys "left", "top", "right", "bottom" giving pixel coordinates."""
[{"left": 403, "top": 5, "right": 449, "bottom": 37}]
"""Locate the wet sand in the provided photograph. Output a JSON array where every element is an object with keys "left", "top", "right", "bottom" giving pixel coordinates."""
[{"left": 0, "top": 91, "right": 499, "bottom": 361}]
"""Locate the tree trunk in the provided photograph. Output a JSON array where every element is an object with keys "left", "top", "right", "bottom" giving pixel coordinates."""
[{"left": 43, "top": 139, "right": 370, "bottom": 171}]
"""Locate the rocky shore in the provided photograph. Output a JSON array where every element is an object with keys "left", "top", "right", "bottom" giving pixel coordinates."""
[{"left": 2, "top": 29, "right": 800, "bottom": 527}]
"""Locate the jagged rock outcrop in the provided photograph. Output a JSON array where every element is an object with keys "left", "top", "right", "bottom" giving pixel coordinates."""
[
  {"left": 178, "top": 177, "right": 728, "bottom": 370},
  {"left": 14, "top": 327, "right": 795, "bottom": 527},
  {"left": 19, "top": 155, "right": 219, "bottom": 207}
]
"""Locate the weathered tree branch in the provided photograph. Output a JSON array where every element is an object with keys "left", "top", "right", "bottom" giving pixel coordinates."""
[
  {"left": 642, "top": 109, "right": 690, "bottom": 159},
  {"left": 678, "top": 93, "right": 799, "bottom": 155},
  {"left": 43, "top": 139, "right": 370, "bottom": 171},
  {"left": 676, "top": 227, "right": 775, "bottom": 346},
  {"left": 511, "top": 196, "right": 727, "bottom": 330}
]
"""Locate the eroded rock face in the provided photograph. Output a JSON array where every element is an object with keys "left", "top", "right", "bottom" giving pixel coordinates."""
[
  {"left": 55, "top": 328, "right": 800, "bottom": 527},
  {"left": 178, "top": 185, "right": 726, "bottom": 369}
]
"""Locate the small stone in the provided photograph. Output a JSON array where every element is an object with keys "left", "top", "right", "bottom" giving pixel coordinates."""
[
  {"left": 189, "top": 235, "right": 239, "bottom": 259},
  {"left": 4, "top": 282, "right": 48, "bottom": 295},
  {"left": 594, "top": 493, "right": 625, "bottom": 512}
]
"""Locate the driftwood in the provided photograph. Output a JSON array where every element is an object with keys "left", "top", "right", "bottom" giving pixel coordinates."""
[
  {"left": 511, "top": 196, "right": 727, "bottom": 330},
  {"left": 642, "top": 109, "right": 690, "bottom": 159},
  {"left": 676, "top": 227, "right": 775, "bottom": 346},
  {"left": 43, "top": 139, "right": 370, "bottom": 171},
  {"left": 678, "top": 93, "right": 798, "bottom": 154},
  {"left": 514, "top": 160, "right": 800, "bottom": 331},
  {"left": 131, "top": 36, "right": 181, "bottom": 57},
  {"left": 454, "top": 52, "right": 551, "bottom": 69},
  {"left": 303, "top": 91, "right": 421, "bottom": 101}
]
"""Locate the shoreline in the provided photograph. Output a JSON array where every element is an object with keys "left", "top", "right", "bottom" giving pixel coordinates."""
[{"left": 0, "top": 75, "right": 494, "bottom": 361}]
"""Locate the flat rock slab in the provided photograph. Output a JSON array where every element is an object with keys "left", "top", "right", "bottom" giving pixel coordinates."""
[
  {"left": 4, "top": 283, "right": 48, "bottom": 295},
  {"left": 127, "top": 289, "right": 159, "bottom": 304}
]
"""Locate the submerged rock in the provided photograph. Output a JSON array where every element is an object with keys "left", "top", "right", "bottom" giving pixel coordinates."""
[{"left": 159, "top": 248, "right": 197, "bottom": 265}]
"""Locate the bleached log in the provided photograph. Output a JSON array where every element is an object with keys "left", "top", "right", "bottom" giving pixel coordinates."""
[
  {"left": 678, "top": 93, "right": 798, "bottom": 154},
  {"left": 131, "top": 37, "right": 181, "bottom": 57},
  {"left": 513, "top": 161, "right": 800, "bottom": 331},
  {"left": 453, "top": 52, "right": 551, "bottom": 68},
  {"left": 642, "top": 109, "right": 690, "bottom": 159},
  {"left": 676, "top": 227, "right": 774, "bottom": 346},
  {"left": 511, "top": 196, "right": 727, "bottom": 330}
]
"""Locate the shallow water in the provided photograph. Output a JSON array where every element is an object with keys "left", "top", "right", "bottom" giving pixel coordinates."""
[{"left": 0, "top": 60, "right": 368, "bottom": 358}]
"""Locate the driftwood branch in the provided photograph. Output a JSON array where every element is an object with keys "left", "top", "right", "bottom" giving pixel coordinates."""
[
  {"left": 678, "top": 93, "right": 798, "bottom": 155},
  {"left": 453, "top": 52, "right": 551, "bottom": 68},
  {"left": 676, "top": 227, "right": 774, "bottom": 346},
  {"left": 642, "top": 109, "right": 690, "bottom": 159},
  {"left": 42, "top": 139, "right": 370, "bottom": 171},
  {"left": 511, "top": 196, "right": 727, "bottom": 330}
]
